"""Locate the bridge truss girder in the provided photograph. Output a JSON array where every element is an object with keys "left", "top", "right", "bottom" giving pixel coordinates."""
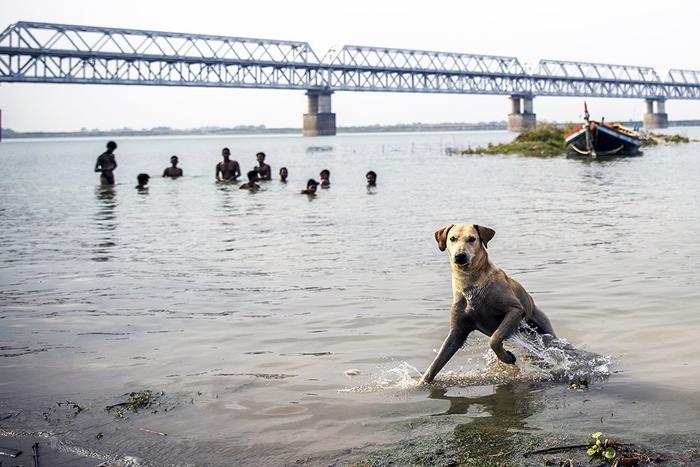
[
  {"left": 1, "top": 21, "right": 699, "bottom": 100},
  {"left": 0, "top": 51, "right": 326, "bottom": 89}
]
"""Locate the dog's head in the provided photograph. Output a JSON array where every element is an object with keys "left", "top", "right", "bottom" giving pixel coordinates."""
[{"left": 434, "top": 223, "right": 495, "bottom": 269}]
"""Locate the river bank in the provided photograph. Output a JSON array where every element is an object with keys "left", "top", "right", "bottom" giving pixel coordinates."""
[{"left": 4, "top": 119, "right": 700, "bottom": 140}]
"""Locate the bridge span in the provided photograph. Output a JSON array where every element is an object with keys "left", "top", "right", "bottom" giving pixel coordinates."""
[{"left": 1, "top": 21, "right": 699, "bottom": 135}]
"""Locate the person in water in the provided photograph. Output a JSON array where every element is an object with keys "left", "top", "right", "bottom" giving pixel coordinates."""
[
  {"left": 279, "top": 167, "right": 288, "bottom": 183},
  {"left": 301, "top": 178, "right": 319, "bottom": 195},
  {"left": 216, "top": 147, "right": 241, "bottom": 182},
  {"left": 366, "top": 170, "right": 377, "bottom": 187},
  {"left": 255, "top": 152, "right": 272, "bottom": 180},
  {"left": 135, "top": 173, "right": 150, "bottom": 191},
  {"left": 163, "top": 155, "right": 183, "bottom": 178},
  {"left": 239, "top": 170, "right": 261, "bottom": 191},
  {"left": 319, "top": 169, "right": 331, "bottom": 188},
  {"left": 94, "top": 141, "right": 118, "bottom": 185}
]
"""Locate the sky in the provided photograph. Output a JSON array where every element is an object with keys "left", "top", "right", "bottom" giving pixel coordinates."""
[{"left": 0, "top": 0, "right": 699, "bottom": 132}]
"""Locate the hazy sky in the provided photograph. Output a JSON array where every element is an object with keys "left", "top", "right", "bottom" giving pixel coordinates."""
[{"left": 1, "top": 0, "right": 699, "bottom": 131}]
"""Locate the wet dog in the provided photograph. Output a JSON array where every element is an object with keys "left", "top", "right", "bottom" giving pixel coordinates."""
[{"left": 420, "top": 224, "right": 556, "bottom": 384}]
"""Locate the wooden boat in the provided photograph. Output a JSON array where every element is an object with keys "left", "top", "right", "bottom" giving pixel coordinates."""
[{"left": 564, "top": 103, "right": 642, "bottom": 157}]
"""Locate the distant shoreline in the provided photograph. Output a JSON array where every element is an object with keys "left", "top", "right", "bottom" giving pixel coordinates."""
[{"left": 2, "top": 120, "right": 700, "bottom": 140}]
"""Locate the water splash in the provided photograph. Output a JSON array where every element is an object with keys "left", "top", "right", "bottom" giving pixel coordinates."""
[
  {"left": 340, "top": 361, "right": 423, "bottom": 393},
  {"left": 342, "top": 323, "right": 611, "bottom": 392},
  {"left": 507, "top": 321, "right": 612, "bottom": 383}
]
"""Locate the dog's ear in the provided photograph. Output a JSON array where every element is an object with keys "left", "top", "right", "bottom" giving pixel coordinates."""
[
  {"left": 474, "top": 225, "right": 496, "bottom": 249},
  {"left": 434, "top": 225, "right": 454, "bottom": 252}
]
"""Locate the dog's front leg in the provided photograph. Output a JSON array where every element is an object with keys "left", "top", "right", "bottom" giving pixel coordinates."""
[
  {"left": 420, "top": 300, "right": 471, "bottom": 384},
  {"left": 489, "top": 307, "right": 524, "bottom": 364}
]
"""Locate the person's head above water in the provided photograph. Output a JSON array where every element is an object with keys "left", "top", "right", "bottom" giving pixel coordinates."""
[
  {"left": 136, "top": 173, "right": 150, "bottom": 187},
  {"left": 256, "top": 152, "right": 266, "bottom": 163},
  {"left": 279, "top": 167, "right": 288, "bottom": 181},
  {"left": 222, "top": 147, "right": 231, "bottom": 159},
  {"left": 170, "top": 155, "right": 179, "bottom": 165},
  {"left": 302, "top": 178, "right": 319, "bottom": 194},
  {"left": 106, "top": 141, "right": 117, "bottom": 151},
  {"left": 366, "top": 170, "right": 377, "bottom": 186},
  {"left": 319, "top": 169, "right": 330, "bottom": 187},
  {"left": 247, "top": 170, "right": 259, "bottom": 182}
]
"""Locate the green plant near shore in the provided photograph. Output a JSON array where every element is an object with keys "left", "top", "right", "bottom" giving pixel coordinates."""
[
  {"left": 586, "top": 432, "right": 617, "bottom": 461},
  {"left": 461, "top": 123, "right": 576, "bottom": 157}
]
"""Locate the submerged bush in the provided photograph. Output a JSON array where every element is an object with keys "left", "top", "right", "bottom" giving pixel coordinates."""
[{"left": 461, "top": 124, "right": 575, "bottom": 157}]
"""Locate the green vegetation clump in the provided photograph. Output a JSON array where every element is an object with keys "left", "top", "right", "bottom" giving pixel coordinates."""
[
  {"left": 658, "top": 133, "right": 691, "bottom": 143},
  {"left": 461, "top": 124, "right": 576, "bottom": 157},
  {"left": 641, "top": 132, "right": 692, "bottom": 146}
]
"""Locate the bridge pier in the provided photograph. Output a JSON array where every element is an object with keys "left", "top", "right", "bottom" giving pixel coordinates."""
[
  {"left": 507, "top": 95, "right": 536, "bottom": 132},
  {"left": 303, "top": 90, "right": 336, "bottom": 136},
  {"left": 643, "top": 98, "right": 668, "bottom": 129}
]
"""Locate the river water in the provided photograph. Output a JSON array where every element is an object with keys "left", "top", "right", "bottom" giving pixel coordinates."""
[{"left": 1, "top": 129, "right": 699, "bottom": 466}]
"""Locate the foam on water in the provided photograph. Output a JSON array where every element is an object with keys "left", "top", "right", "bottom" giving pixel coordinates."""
[{"left": 343, "top": 322, "right": 612, "bottom": 393}]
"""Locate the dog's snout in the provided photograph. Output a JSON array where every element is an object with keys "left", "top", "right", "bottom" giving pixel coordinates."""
[{"left": 454, "top": 252, "right": 469, "bottom": 265}]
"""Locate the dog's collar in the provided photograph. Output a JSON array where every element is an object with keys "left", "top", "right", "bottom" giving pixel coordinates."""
[{"left": 469, "top": 269, "right": 497, "bottom": 294}]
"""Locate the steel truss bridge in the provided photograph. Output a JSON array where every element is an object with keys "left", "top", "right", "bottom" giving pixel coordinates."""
[
  {"left": 1, "top": 21, "right": 699, "bottom": 134},
  {"left": 2, "top": 21, "right": 699, "bottom": 98}
]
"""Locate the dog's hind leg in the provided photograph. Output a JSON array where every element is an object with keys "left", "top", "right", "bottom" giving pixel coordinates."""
[
  {"left": 529, "top": 305, "right": 556, "bottom": 337},
  {"left": 420, "top": 327, "right": 471, "bottom": 384},
  {"left": 490, "top": 308, "right": 525, "bottom": 364}
]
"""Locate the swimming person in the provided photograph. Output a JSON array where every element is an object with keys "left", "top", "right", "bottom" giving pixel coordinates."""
[
  {"left": 319, "top": 169, "right": 330, "bottom": 188},
  {"left": 239, "top": 170, "right": 261, "bottom": 191},
  {"left": 216, "top": 147, "right": 241, "bottom": 182},
  {"left": 94, "top": 141, "right": 118, "bottom": 185},
  {"left": 163, "top": 155, "right": 183, "bottom": 178},
  {"left": 255, "top": 152, "right": 272, "bottom": 180},
  {"left": 300, "top": 179, "right": 319, "bottom": 196},
  {"left": 366, "top": 170, "right": 377, "bottom": 187},
  {"left": 135, "top": 173, "right": 150, "bottom": 191},
  {"left": 279, "top": 167, "right": 288, "bottom": 183}
]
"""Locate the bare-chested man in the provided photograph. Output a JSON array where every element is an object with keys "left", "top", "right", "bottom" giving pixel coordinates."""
[
  {"left": 255, "top": 152, "right": 272, "bottom": 180},
  {"left": 163, "top": 155, "right": 183, "bottom": 178},
  {"left": 94, "top": 141, "right": 118, "bottom": 185},
  {"left": 216, "top": 147, "right": 241, "bottom": 182}
]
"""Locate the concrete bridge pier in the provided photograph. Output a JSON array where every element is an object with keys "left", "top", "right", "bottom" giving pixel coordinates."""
[
  {"left": 303, "top": 90, "right": 336, "bottom": 136},
  {"left": 643, "top": 98, "right": 668, "bottom": 129},
  {"left": 507, "top": 95, "right": 536, "bottom": 132}
]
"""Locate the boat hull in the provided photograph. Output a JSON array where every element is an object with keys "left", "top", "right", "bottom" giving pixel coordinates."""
[{"left": 564, "top": 123, "right": 642, "bottom": 157}]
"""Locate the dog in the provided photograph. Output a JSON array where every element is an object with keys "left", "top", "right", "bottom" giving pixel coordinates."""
[{"left": 420, "top": 224, "right": 556, "bottom": 384}]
